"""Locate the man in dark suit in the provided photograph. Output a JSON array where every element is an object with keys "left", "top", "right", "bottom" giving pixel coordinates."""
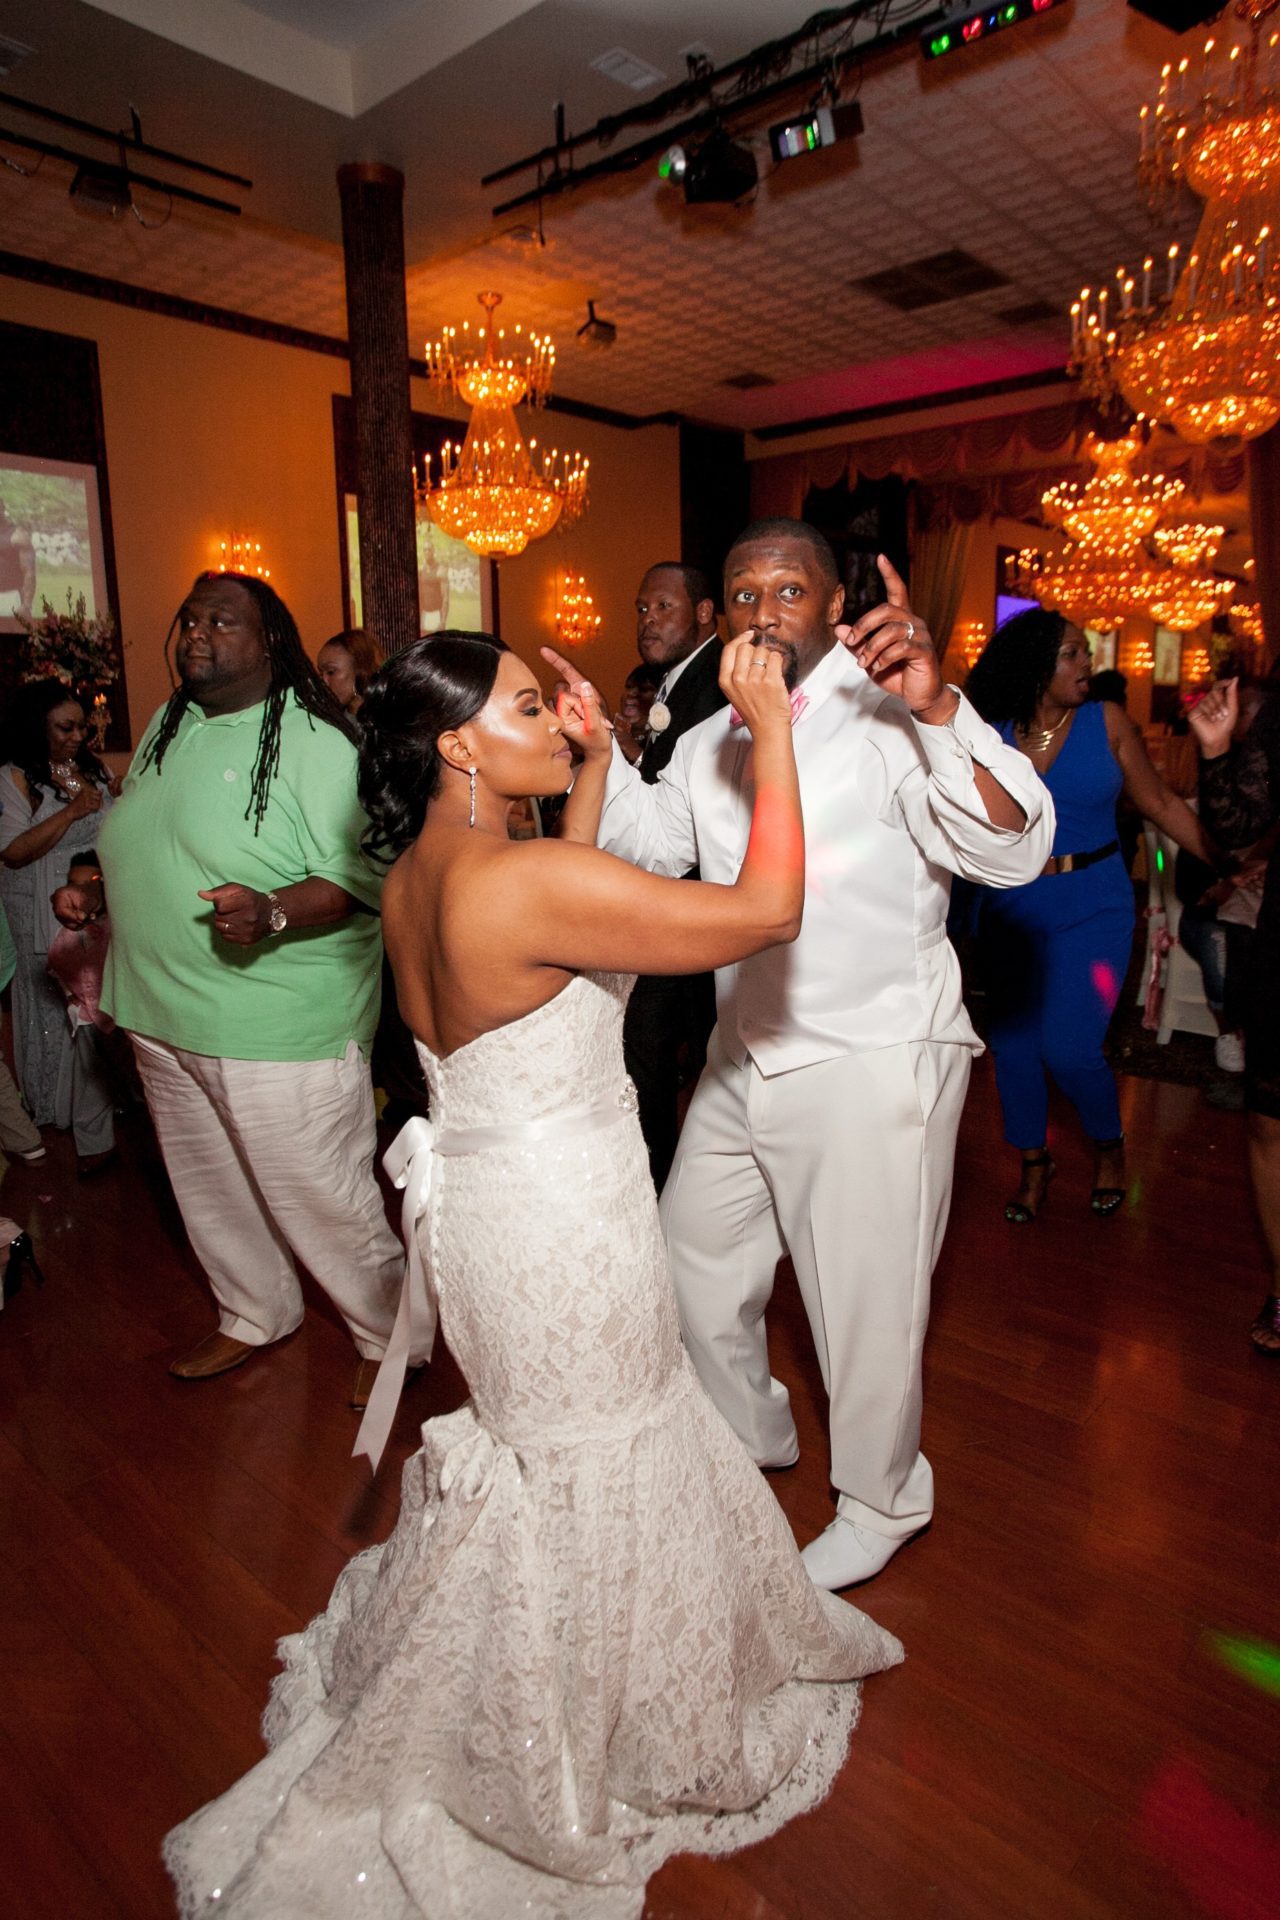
[{"left": 626, "top": 561, "right": 727, "bottom": 1187}]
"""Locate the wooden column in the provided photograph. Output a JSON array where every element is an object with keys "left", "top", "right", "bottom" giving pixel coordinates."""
[{"left": 337, "top": 162, "right": 418, "bottom": 655}]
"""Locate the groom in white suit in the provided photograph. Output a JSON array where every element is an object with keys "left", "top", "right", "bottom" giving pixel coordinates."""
[{"left": 577, "top": 519, "right": 1054, "bottom": 1588}]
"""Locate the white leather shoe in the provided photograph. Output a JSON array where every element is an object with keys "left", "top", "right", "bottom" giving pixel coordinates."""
[{"left": 800, "top": 1516, "right": 907, "bottom": 1589}]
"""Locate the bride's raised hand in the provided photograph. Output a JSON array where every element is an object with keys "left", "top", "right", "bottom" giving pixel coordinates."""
[
  {"left": 554, "top": 675, "right": 613, "bottom": 761},
  {"left": 720, "top": 635, "right": 794, "bottom": 735}
]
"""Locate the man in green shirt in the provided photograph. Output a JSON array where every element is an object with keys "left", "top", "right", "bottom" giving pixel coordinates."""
[{"left": 55, "top": 574, "right": 403, "bottom": 1402}]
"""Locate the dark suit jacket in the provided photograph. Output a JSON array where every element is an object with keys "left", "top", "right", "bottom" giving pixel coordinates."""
[{"left": 639, "top": 637, "right": 727, "bottom": 784}]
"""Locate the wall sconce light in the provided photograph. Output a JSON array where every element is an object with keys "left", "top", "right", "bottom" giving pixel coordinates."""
[
  {"left": 954, "top": 619, "right": 988, "bottom": 669},
  {"left": 1120, "top": 631, "right": 1154, "bottom": 676},
  {"left": 556, "top": 569, "right": 602, "bottom": 648},
  {"left": 217, "top": 533, "right": 270, "bottom": 579}
]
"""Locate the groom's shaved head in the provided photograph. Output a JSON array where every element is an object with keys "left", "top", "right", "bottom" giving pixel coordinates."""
[{"left": 725, "top": 520, "right": 839, "bottom": 593}]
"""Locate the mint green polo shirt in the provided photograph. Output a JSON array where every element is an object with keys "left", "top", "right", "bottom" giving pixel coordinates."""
[{"left": 99, "top": 696, "right": 384, "bottom": 1061}]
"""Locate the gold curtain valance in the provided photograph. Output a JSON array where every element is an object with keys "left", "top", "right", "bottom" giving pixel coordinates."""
[{"left": 750, "top": 402, "right": 1247, "bottom": 529}]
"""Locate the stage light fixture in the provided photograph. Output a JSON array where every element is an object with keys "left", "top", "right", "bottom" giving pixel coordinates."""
[
  {"left": 69, "top": 160, "right": 131, "bottom": 217},
  {"left": 922, "top": 0, "right": 1069, "bottom": 63},
  {"left": 658, "top": 125, "right": 758, "bottom": 204},
  {"left": 768, "top": 99, "right": 864, "bottom": 164},
  {"left": 576, "top": 299, "right": 617, "bottom": 348}
]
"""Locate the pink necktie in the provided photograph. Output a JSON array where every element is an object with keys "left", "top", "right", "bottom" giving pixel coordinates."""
[{"left": 729, "top": 687, "right": 809, "bottom": 730}]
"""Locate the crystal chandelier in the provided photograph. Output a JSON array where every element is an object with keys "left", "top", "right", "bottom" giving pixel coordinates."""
[
  {"left": 1149, "top": 521, "right": 1226, "bottom": 568},
  {"left": 1041, "top": 433, "right": 1183, "bottom": 544},
  {"left": 1071, "top": 4, "right": 1280, "bottom": 443},
  {"left": 1229, "top": 596, "right": 1266, "bottom": 645},
  {"left": 417, "top": 292, "right": 589, "bottom": 557},
  {"left": 1010, "top": 550, "right": 1146, "bottom": 631},
  {"left": 1011, "top": 438, "right": 1234, "bottom": 634}
]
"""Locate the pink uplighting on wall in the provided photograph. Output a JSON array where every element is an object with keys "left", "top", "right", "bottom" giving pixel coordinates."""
[{"left": 727, "top": 337, "right": 1068, "bottom": 432}]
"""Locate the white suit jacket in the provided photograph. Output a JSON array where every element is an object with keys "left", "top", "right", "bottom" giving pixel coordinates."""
[{"left": 597, "top": 640, "right": 1055, "bottom": 1075}]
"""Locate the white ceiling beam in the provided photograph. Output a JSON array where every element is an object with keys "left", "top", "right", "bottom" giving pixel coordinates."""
[{"left": 83, "top": 0, "right": 550, "bottom": 116}]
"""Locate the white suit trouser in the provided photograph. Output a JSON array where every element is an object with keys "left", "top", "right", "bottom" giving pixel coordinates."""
[
  {"left": 131, "top": 1035, "right": 403, "bottom": 1358},
  {"left": 661, "top": 1031, "right": 971, "bottom": 1540}
]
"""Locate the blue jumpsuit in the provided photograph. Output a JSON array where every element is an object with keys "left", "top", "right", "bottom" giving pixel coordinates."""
[{"left": 981, "top": 700, "right": 1132, "bottom": 1149}]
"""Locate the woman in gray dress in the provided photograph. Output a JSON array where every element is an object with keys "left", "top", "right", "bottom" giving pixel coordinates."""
[{"left": 0, "top": 680, "right": 116, "bottom": 1172}]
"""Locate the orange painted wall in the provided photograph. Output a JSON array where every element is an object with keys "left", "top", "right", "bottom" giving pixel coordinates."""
[{"left": 1, "top": 277, "right": 681, "bottom": 744}]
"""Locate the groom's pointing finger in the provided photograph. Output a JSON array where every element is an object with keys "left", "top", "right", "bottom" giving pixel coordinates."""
[{"left": 877, "top": 553, "right": 909, "bottom": 607}]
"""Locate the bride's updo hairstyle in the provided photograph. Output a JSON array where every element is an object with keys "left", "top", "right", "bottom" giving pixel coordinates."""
[{"left": 358, "top": 630, "right": 510, "bottom": 860}]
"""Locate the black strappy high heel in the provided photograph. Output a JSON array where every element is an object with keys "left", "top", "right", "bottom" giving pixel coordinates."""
[
  {"left": 3, "top": 1231, "right": 46, "bottom": 1302},
  {"left": 1090, "top": 1134, "right": 1127, "bottom": 1218},
  {"left": 1005, "top": 1151, "right": 1055, "bottom": 1224}
]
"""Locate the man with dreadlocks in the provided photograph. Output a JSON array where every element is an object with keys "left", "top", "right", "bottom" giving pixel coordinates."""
[{"left": 53, "top": 572, "right": 403, "bottom": 1402}]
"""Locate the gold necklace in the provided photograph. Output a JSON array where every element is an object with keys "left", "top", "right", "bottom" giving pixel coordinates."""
[{"left": 1016, "top": 710, "right": 1071, "bottom": 754}]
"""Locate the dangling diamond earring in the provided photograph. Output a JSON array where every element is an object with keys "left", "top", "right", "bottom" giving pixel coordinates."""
[{"left": 468, "top": 764, "right": 477, "bottom": 829}]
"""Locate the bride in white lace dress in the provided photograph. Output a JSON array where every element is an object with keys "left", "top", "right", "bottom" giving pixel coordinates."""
[{"left": 164, "top": 632, "right": 903, "bottom": 1919}]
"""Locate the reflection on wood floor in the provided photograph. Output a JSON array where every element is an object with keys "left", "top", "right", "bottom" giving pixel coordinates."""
[{"left": 2, "top": 1052, "right": 1276, "bottom": 1919}]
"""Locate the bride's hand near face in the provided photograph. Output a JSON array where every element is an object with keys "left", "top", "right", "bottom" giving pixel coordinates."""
[
  {"left": 552, "top": 673, "right": 612, "bottom": 761},
  {"left": 718, "top": 634, "right": 793, "bottom": 735},
  {"left": 542, "top": 669, "right": 613, "bottom": 844}
]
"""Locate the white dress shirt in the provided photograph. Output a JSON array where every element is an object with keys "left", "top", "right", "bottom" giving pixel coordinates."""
[{"left": 598, "top": 639, "right": 1055, "bottom": 1075}]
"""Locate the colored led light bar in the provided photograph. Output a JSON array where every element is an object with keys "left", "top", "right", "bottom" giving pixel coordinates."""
[{"left": 922, "top": 0, "right": 1069, "bottom": 61}]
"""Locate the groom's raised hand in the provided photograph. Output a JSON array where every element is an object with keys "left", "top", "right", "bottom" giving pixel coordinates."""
[{"left": 836, "top": 555, "right": 956, "bottom": 724}]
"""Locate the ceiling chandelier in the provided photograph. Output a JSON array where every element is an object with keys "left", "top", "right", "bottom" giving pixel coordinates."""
[
  {"left": 1041, "top": 433, "right": 1184, "bottom": 544},
  {"left": 416, "top": 292, "right": 589, "bottom": 557},
  {"left": 1229, "top": 596, "right": 1267, "bottom": 645},
  {"left": 1010, "top": 436, "right": 1235, "bottom": 634},
  {"left": 1070, "top": 3, "right": 1280, "bottom": 443}
]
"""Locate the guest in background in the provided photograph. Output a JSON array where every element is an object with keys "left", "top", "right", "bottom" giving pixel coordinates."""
[
  {"left": 623, "top": 561, "right": 727, "bottom": 1188},
  {"left": 317, "top": 628, "right": 383, "bottom": 717},
  {"left": 0, "top": 898, "right": 45, "bottom": 1165},
  {"left": 0, "top": 681, "right": 117, "bottom": 1173},
  {"left": 54, "top": 573, "right": 402, "bottom": 1401},
  {"left": 1190, "top": 676, "right": 1280, "bottom": 1352},
  {"left": 967, "top": 610, "right": 1217, "bottom": 1223},
  {"left": 1, "top": 892, "right": 46, "bottom": 1307},
  {"left": 614, "top": 661, "right": 662, "bottom": 765},
  {"left": 1087, "top": 668, "right": 1129, "bottom": 708}
]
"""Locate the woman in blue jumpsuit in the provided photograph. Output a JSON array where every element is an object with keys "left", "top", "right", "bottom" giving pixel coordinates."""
[{"left": 966, "top": 611, "right": 1217, "bottom": 1222}]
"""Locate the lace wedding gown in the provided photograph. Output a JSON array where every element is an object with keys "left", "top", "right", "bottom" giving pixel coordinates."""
[{"left": 165, "top": 972, "right": 903, "bottom": 1919}]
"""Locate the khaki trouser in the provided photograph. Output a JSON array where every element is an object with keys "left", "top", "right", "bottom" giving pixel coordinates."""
[
  {"left": 662, "top": 1031, "right": 971, "bottom": 1541},
  {"left": 0, "top": 1011, "right": 42, "bottom": 1159},
  {"left": 131, "top": 1035, "right": 403, "bottom": 1358}
]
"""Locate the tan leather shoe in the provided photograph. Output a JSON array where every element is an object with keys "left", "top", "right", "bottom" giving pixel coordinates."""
[
  {"left": 349, "top": 1356, "right": 380, "bottom": 1410},
  {"left": 169, "top": 1331, "right": 257, "bottom": 1379}
]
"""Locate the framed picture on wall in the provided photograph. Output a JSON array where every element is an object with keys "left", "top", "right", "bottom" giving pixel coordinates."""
[
  {"left": 1153, "top": 627, "right": 1183, "bottom": 685},
  {"left": 0, "top": 452, "right": 112, "bottom": 634},
  {"left": 341, "top": 493, "right": 494, "bottom": 636},
  {"left": 332, "top": 396, "right": 497, "bottom": 641},
  {"left": 1086, "top": 629, "right": 1117, "bottom": 672}
]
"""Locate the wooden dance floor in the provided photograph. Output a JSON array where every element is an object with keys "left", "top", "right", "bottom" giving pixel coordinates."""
[{"left": 2, "top": 1053, "right": 1276, "bottom": 1919}]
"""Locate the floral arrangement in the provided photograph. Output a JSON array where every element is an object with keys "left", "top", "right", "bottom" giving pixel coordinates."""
[{"left": 17, "top": 591, "right": 120, "bottom": 690}]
